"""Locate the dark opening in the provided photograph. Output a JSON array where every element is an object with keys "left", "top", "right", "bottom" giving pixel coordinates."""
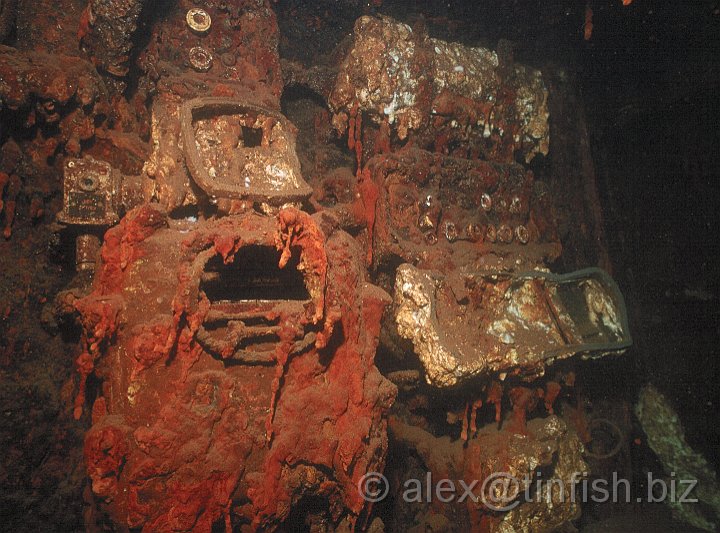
[
  {"left": 241, "top": 125, "right": 264, "bottom": 148},
  {"left": 200, "top": 245, "right": 310, "bottom": 302}
]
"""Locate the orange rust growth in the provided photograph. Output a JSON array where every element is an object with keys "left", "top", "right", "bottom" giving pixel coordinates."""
[
  {"left": 354, "top": 110, "right": 363, "bottom": 169},
  {"left": 276, "top": 207, "right": 328, "bottom": 324},
  {"left": 72, "top": 295, "right": 123, "bottom": 419},
  {"left": 509, "top": 386, "right": 537, "bottom": 434},
  {"left": 461, "top": 402, "right": 470, "bottom": 441},
  {"left": 544, "top": 381, "right": 562, "bottom": 414},
  {"left": 352, "top": 167, "right": 379, "bottom": 266},
  {"left": 376, "top": 119, "right": 391, "bottom": 154},
  {"left": 94, "top": 204, "right": 167, "bottom": 293},
  {"left": 348, "top": 102, "right": 358, "bottom": 152},
  {"left": 487, "top": 381, "right": 503, "bottom": 423},
  {"left": 75, "top": 209, "right": 393, "bottom": 529},
  {"left": 77, "top": 7, "right": 92, "bottom": 41},
  {"left": 469, "top": 398, "right": 483, "bottom": 436},
  {"left": 584, "top": 4, "right": 594, "bottom": 41}
]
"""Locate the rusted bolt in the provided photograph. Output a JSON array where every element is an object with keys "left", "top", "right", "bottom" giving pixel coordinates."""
[
  {"left": 480, "top": 193, "right": 492, "bottom": 211},
  {"left": 425, "top": 233, "right": 438, "bottom": 245},
  {"left": 79, "top": 175, "right": 99, "bottom": 192},
  {"left": 485, "top": 225, "right": 497, "bottom": 243},
  {"left": 189, "top": 46, "right": 213, "bottom": 72},
  {"left": 444, "top": 221, "right": 458, "bottom": 242},
  {"left": 515, "top": 225, "right": 530, "bottom": 244},
  {"left": 187, "top": 8, "right": 212, "bottom": 34},
  {"left": 498, "top": 224, "right": 513, "bottom": 243}
]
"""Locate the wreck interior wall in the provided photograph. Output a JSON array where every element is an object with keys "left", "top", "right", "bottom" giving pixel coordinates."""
[{"left": 0, "top": 0, "right": 718, "bottom": 531}]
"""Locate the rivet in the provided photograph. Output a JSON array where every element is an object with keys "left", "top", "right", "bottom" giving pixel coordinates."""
[
  {"left": 465, "top": 223, "right": 481, "bottom": 241},
  {"left": 515, "top": 225, "right": 530, "bottom": 244},
  {"left": 444, "top": 221, "right": 458, "bottom": 242},
  {"left": 486, "top": 225, "right": 497, "bottom": 243},
  {"left": 186, "top": 8, "right": 212, "bottom": 34},
  {"left": 189, "top": 46, "right": 213, "bottom": 72},
  {"left": 481, "top": 193, "right": 492, "bottom": 211},
  {"left": 498, "top": 224, "right": 513, "bottom": 243}
]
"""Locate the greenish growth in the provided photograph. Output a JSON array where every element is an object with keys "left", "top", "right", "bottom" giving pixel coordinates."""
[{"left": 635, "top": 384, "right": 720, "bottom": 532}]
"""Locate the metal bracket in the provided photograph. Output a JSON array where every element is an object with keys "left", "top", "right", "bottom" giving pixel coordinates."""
[{"left": 180, "top": 97, "right": 312, "bottom": 204}]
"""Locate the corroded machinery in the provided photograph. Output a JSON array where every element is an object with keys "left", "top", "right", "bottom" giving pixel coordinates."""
[
  {"left": 328, "top": 16, "right": 549, "bottom": 163},
  {"left": 57, "top": 1, "right": 395, "bottom": 530},
  {"left": 77, "top": 205, "right": 395, "bottom": 530},
  {"left": 17, "top": 2, "right": 634, "bottom": 530}
]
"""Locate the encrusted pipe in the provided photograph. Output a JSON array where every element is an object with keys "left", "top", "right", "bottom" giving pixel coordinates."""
[
  {"left": 76, "top": 233, "right": 101, "bottom": 272},
  {"left": 80, "top": 0, "right": 145, "bottom": 78}
]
